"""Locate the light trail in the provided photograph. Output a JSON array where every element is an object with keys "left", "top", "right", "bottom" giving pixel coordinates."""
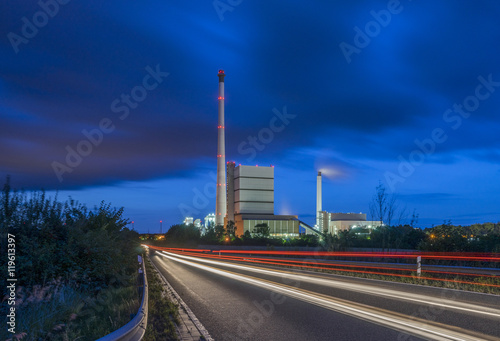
[
  {"left": 148, "top": 247, "right": 500, "bottom": 288},
  {"left": 167, "top": 249, "right": 500, "bottom": 279},
  {"left": 156, "top": 251, "right": 499, "bottom": 341},
  {"left": 153, "top": 247, "right": 500, "bottom": 261},
  {"left": 158, "top": 248, "right": 500, "bottom": 288},
  {"left": 159, "top": 251, "right": 500, "bottom": 318}
]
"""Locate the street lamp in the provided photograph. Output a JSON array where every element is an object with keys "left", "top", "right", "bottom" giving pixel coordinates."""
[{"left": 160, "top": 220, "right": 163, "bottom": 234}]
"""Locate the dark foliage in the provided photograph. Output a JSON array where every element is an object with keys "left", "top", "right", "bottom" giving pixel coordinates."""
[{"left": 0, "top": 176, "right": 140, "bottom": 291}]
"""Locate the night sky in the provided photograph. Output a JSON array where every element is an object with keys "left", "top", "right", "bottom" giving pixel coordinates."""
[{"left": 1, "top": 1, "right": 499, "bottom": 233}]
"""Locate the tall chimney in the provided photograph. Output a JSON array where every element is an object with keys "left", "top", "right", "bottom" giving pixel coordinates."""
[
  {"left": 215, "top": 70, "right": 227, "bottom": 226},
  {"left": 316, "top": 171, "right": 322, "bottom": 229}
]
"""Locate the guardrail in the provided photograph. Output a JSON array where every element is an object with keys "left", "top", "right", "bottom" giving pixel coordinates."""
[{"left": 97, "top": 257, "right": 149, "bottom": 341}]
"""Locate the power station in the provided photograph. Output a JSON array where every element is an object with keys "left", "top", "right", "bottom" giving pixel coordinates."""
[
  {"left": 226, "top": 162, "right": 300, "bottom": 237},
  {"left": 191, "top": 69, "right": 378, "bottom": 238},
  {"left": 313, "top": 170, "right": 383, "bottom": 235},
  {"left": 213, "top": 70, "right": 302, "bottom": 237}
]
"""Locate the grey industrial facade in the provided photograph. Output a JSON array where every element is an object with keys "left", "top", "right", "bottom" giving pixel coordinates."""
[{"left": 226, "top": 162, "right": 299, "bottom": 237}]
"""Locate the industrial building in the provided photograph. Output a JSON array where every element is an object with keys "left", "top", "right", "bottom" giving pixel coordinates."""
[
  {"left": 225, "top": 162, "right": 299, "bottom": 237},
  {"left": 209, "top": 70, "right": 377, "bottom": 238},
  {"left": 211, "top": 70, "right": 301, "bottom": 238},
  {"left": 317, "top": 212, "right": 383, "bottom": 235},
  {"left": 314, "top": 172, "right": 382, "bottom": 235},
  {"left": 204, "top": 213, "right": 215, "bottom": 228}
]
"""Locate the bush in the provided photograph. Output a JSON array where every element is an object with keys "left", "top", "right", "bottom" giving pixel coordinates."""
[{"left": 0, "top": 176, "right": 141, "bottom": 340}]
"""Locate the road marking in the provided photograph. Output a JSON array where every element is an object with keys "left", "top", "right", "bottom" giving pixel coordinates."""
[
  {"left": 159, "top": 251, "right": 500, "bottom": 341},
  {"left": 150, "top": 255, "right": 214, "bottom": 341},
  {"left": 161, "top": 251, "right": 500, "bottom": 318}
]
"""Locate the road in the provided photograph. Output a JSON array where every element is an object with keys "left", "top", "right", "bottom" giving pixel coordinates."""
[{"left": 150, "top": 250, "right": 500, "bottom": 341}]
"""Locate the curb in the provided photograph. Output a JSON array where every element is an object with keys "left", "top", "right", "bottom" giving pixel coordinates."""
[{"left": 148, "top": 254, "right": 214, "bottom": 341}]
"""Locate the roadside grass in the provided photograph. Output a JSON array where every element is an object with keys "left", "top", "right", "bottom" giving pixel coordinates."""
[
  {"left": 71, "top": 279, "right": 140, "bottom": 340},
  {"left": 143, "top": 256, "right": 179, "bottom": 341},
  {"left": 6, "top": 275, "right": 139, "bottom": 341}
]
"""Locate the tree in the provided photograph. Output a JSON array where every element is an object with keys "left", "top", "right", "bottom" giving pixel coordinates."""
[
  {"left": 369, "top": 182, "right": 417, "bottom": 250},
  {"left": 253, "top": 223, "right": 270, "bottom": 238},
  {"left": 409, "top": 208, "right": 419, "bottom": 228},
  {"left": 164, "top": 223, "right": 200, "bottom": 245},
  {"left": 338, "top": 230, "right": 357, "bottom": 249},
  {"left": 369, "top": 181, "right": 398, "bottom": 226},
  {"left": 242, "top": 230, "right": 253, "bottom": 242},
  {"left": 214, "top": 224, "right": 225, "bottom": 241},
  {"left": 322, "top": 231, "right": 339, "bottom": 251},
  {"left": 226, "top": 220, "right": 236, "bottom": 238},
  {"left": 200, "top": 225, "right": 217, "bottom": 244}
]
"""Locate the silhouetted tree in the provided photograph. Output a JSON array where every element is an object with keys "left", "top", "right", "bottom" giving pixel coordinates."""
[
  {"left": 253, "top": 223, "right": 270, "bottom": 238},
  {"left": 225, "top": 220, "right": 236, "bottom": 238}
]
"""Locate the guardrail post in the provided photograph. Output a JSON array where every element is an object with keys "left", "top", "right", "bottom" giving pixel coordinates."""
[{"left": 417, "top": 256, "right": 421, "bottom": 277}]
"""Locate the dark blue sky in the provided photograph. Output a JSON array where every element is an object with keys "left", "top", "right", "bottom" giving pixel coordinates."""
[{"left": 1, "top": 0, "right": 499, "bottom": 233}]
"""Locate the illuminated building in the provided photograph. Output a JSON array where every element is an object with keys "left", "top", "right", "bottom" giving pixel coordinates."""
[
  {"left": 314, "top": 173, "right": 382, "bottom": 235},
  {"left": 226, "top": 163, "right": 299, "bottom": 237},
  {"left": 204, "top": 213, "right": 215, "bottom": 228}
]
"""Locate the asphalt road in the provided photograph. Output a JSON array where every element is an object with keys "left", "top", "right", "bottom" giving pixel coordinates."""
[{"left": 150, "top": 250, "right": 500, "bottom": 341}]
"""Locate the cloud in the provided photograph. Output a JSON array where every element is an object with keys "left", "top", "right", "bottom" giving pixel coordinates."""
[{"left": 1, "top": 0, "right": 500, "bottom": 200}]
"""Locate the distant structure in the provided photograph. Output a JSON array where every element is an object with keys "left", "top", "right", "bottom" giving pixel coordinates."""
[
  {"left": 210, "top": 69, "right": 305, "bottom": 238},
  {"left": 184, "top": 217, "right": 194, "bottom": 225},
  {"left": 194, "top": 219, "right": 201, "bottom": 228},
  {"left": 204, "top": 213, "right": 215, "bottom": 228},
  {"left": 316, "top": 171, "right": 323, "bottom": 229},
  {"left": 226, "top": 163, "right": 299, "bottom": 237},
  {"left": 314, "top": 172, "right": 382, "bottom": 235},
  {"left": 215, "top": 70, "right": 227, "bottom": 226},
  {"left": 317, "top": 212, "right": 382, "bottom": 235}
]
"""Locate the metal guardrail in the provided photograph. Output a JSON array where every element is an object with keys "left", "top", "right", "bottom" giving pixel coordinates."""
[{"left": 97, "top": 257, "right": 149, "bottom": 341}]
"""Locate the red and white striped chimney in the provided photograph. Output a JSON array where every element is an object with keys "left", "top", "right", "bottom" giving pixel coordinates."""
[{"left": 215, "top": 70, "right": 227, "bottom": 226}]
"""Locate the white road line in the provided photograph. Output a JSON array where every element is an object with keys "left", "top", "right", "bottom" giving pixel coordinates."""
[
  {"left": 161, "top": 251, "right": 500, "bottom": 318},
  {"left": 159, "top": 252, "right": 496, "bottom": 341}
]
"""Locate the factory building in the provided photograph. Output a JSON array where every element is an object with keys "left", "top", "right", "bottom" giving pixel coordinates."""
[
  {"left": 226, "top": 162, "right": 299, "bottom": 237},
  {"left": 209, "top": 69, "right": 382, "bottom": 239},
  {"left": 212, "top": 70, "right": 299, "bottom": 238},
  {"left": 204, "top": 213, "right": 215, "bottom": 228},
  {"left": 234, "top": 214, "right": 300, "bottom": 237},
  {"left": 317, "top": 212, "right": 383, "bottom": 235},
  {"left": 314, "top": 172, "right": 382, "bottom": 235}
]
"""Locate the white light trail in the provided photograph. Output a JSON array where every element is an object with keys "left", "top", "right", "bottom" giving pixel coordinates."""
[
  {"left": 159, "top": 251, "right": 500, "bottom": 319},
  {"left": 158, "top": 252, "right": 498, "bottom": 341}
]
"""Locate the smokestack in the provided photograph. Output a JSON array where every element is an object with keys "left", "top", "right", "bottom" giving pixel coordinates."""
[
  {"left": 215, "top": 70, "right": 227, "bottom": 226},
  {"left": 316, "top": 171, "right": 322, "bottom": 228}
]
